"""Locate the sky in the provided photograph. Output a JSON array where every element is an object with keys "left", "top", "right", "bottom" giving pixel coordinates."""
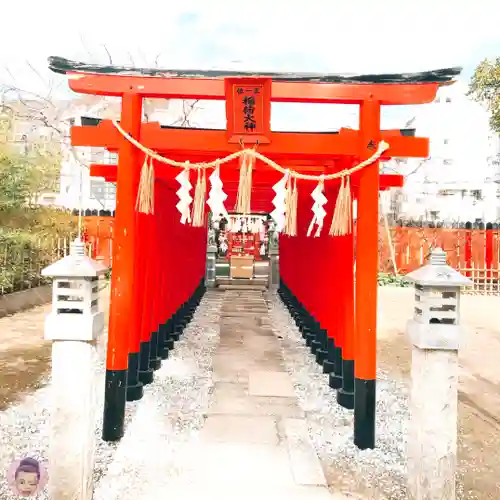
[{"left": 1, "top": 0, "right": 499, "bottom": 129}]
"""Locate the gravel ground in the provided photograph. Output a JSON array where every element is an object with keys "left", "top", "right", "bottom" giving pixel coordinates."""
[
  {"left": 269, "top": 292, "right": 457, "bottom": 500},
  {"left": 93, "top": 291, "right": 222, "bottom": 499},
  {"left": 268, "top": 294, "right": 408, "bottom": 499},
  {"left": 0, "top": 291, "right": 222, "bottom": 500},
  {"left": 0, "top": 320, "right": 140, "bottom": 500}
]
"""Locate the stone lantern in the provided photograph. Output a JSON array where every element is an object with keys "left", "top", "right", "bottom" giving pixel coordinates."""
[
  {"left": 205, "top": 213, "right": 218, "bottom": 288},
  {"left": 405, "top": 247, "right": 472, "bottom": 500},
  {"left": 205, "top": 243, "right": 218, "bottom": 288},
  {"left": 43, "top": 238, "right": 107, "bottom": 340},
  {"left": 42, "top": 237, "right": 107, "bottom": 500},
  {"left": 268, "top": 220, "right": 279, "bottom": 289},
  {"left": 406, "top": 247, "right": 471, "bottom": 343}
]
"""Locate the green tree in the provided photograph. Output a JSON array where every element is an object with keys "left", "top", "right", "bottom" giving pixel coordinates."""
[
  {"left": 0, "top": 114, "right": 60, "bottom": 210},
  {"left": 469, "top": 57, "right": 500, "bottom": 133}
]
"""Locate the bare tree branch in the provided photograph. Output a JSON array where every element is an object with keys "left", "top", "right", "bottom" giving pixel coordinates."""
[
  {"left": 25, "top": 60, "right": 50, "bottom": 91},
  {"left": 102, "top": 45, "right": 113, "bottom": 65}
]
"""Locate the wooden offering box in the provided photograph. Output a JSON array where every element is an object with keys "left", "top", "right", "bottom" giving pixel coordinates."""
[{"left": 230, "top": 255, "right": 254, "bottom": 279}]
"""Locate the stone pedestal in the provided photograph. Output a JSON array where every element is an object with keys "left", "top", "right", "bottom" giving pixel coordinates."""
[
  {"left": 205, "top": 244, "right": 217, "bottom": 287},
  {"left": 42, "top": 238, "right": 106, "bottom": 500},
  {"left": 407, "top": 330, "right": 458, "bottom": 500},
  {"left": 49, "top": 341, "right": 98, "bottom": 500},
  {"left": 405, "top": 248, "right": 471, "bottom": 500},
  {"left": 269, "top": 246, "right": 279, "bottom": 290}
]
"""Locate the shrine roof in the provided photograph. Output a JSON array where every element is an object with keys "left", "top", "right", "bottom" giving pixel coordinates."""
[{"left": 49, "top": 57, "right": 461, "bottom": 85}]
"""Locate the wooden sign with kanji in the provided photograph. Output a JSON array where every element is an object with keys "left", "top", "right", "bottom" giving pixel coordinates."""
[{"left": 225, "top": 77, "right": 272, "bottom": 145}]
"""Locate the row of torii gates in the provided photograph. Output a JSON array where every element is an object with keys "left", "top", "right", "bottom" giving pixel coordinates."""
[{"left": 51, "top": 57, "right": 460, "bottom": 451}]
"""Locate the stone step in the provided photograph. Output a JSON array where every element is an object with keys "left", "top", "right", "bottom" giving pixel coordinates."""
[
  {"left": 221, "top": 311, "right": 269, "bottom": 318},
  {"left": 219, "top": 285, "right": 267, "bottom": 291},
  {"left": 217, "top": 278, "right": 268, "bottom": 286}
]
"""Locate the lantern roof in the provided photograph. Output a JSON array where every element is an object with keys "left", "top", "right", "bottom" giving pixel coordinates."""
[
  {"left": 42, "top": 238, "right": 108, "bottom": 278},
  {"left": 405, "top": 248, "right": 472, "bottom": 287}
]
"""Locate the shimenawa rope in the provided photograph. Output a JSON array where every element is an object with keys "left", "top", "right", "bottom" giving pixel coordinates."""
[{"left": 111, "top": 120, "right": 389, "bottom": 235}]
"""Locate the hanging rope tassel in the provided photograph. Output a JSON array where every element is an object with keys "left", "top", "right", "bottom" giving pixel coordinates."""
[
  {"left": 136, "top": 155, "right": 155, "bottom": 214},
  {"left": 235, "top": 152, "right": 254, "bottom": 214},
  {"left": 329, "top": 175, "right": 352, "bottom": 236},
  {"left": 289, "top": 177, "right": 298, "bottom": 236},
  {"left": 284, "top": 176, "right": 298, "bottom": 236},
  {"left": 191, "top": 168, "right": 207, "bottom": 227},
  {"left": 148, "top": 157, "right": 155, "bottom": 214}
]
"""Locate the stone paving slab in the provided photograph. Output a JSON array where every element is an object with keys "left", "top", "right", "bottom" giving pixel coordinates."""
[
  {"left": 249, "top": 370, "right": 297, "bottom": 398},
  {"left": 200, "top": 415, "right": 279, "bottom": 445},
  {"left": 187, "top": 442, "right": 295, "bottom": 486},
  {"left": 213, "top": 355, "right": 284, "bottom": 373},
  {"left": 209, "top": 393, "right": 305, "bottom": 418},
  {"left": 283, "top": 418, "right": 327, "bottom": 486},
  {"left": 160, "top": 483, "right": 340, "bottom": 500},
  {"left": 209, "top": 381, "right": 304, "bottom": 418}
]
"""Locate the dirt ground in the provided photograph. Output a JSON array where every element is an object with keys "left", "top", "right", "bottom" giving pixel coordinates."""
[
  {"left": 377, "top": 286, "right": 500, "bottom": 500},
  {"left": 0, "top": 287, "right": 110, "bottom": 411},
  {"left": 0, "top": 304, "right": 52, "bottom": 410}
]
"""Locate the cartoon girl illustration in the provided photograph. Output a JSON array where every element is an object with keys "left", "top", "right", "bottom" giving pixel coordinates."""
[{"left": 12, "top": 458, "right": 41, "bottom": 497}]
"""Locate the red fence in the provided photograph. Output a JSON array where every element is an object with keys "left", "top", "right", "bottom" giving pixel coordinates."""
[
  {"left": 379, "top": 225, "right": 500, "bottom": 276},
  {"left": 82, "top": 216, "right": 114, "bottom": 268}
]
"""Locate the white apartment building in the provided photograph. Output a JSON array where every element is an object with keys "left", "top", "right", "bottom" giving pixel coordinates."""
[
  {"left": 57, "top": 98, "right": 203, "bottom": 212},
  {"left": 381, "top": 82, "right": 500, "bottom": 223}
]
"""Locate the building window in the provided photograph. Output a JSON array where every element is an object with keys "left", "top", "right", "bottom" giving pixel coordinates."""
[
  {"left": 443, "top": 139, "right": 449, "bottom": 145},
  {"left": 443, "top": 159, "right": 453, "bottom": 165},
  {"left": 90, "top": 148, "right": 104, "bottom": 163},
  {"left": 90, "top": 179, "right": 116, "bottom": 202},
  {"left": 104, "top": 150, "right": 118, "bottom": 164},
  {"left": 445, "top": 97, "right": 451, "bottom": 103},
  {"left": 470, "top": 190, "right": 482, "bottom": 201},
  {"left": 438, "top": 189, "right": 455, "bottom": 196}
]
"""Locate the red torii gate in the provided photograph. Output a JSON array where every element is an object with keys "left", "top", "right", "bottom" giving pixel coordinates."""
[{"left": 49, "top": 56, "right": 459, "bottom": 450}]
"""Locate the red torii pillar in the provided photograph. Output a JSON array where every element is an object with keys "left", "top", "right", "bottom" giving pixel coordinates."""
[
  {"left": 156, "top": 182, "right": 171, "bottom": 360},
  {"left": 354, "top": 99, "right": 381, "bottom": 449},
  {"left": 146, "top": 182, "right": 162, "bottom": 371},
  {"left": 137, "top": 212, "right": 156, "bottom": 384},
  {"left": 158, "top": 184, "right": 178, "bottom": 354},
  {"left": 336, "top": 198, "right": 355, "bottom": 409},
  {"left": 103, "top": 94, "right": 142, "bottom": 442},
  {"left": 126, "top": 207, "right": 146, "bottom": 401}
]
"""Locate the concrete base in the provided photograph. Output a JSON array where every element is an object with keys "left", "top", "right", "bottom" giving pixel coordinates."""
[
  {"left": 408, "top": 346, "right": 458, "bottom": 499},
  {"left": 49, "top": 340, "right": 97, "bottom": 500}
]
